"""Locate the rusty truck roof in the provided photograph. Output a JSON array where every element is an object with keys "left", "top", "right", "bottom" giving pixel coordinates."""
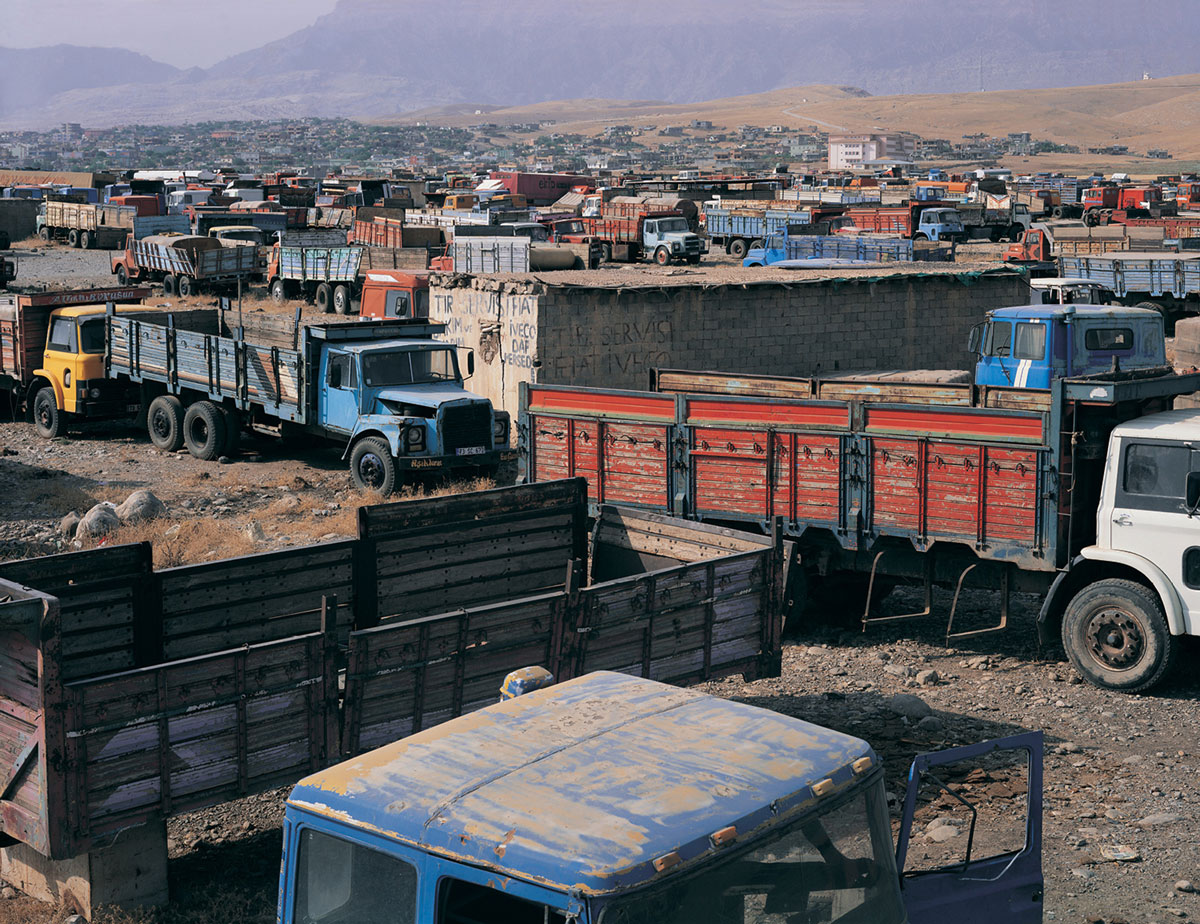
[{"left": 287, "top": 671, "right": 874, "bottom": 896}]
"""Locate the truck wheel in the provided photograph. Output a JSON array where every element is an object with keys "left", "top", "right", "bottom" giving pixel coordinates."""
[
  {"left": 38, "top": 227, "right": 51, "bottom": 242},
  {"left": 1052, "top": 206, "right": 1064, "bottom": 219},
  {"left": 1061, "top": 579, "right": 1177, "bottom": 692},
  {"left": 270, "top": 279, "right": 286, "bottom": 303},
  {"left": 217, "top": 406, "right": 241, "bottom": 457},
  {"left": 749, "top": 238, "right": 763, "bottom": 251},
  {"left": 350, "top": 437, "right": 397, "bottom": 495},
  {"left": 162, "top": 274, "right": 177, "bottom": 296},
  {"left": 183, "top": 401, "right": 227, "bottom": 461},
  {"left": 147, "top": 395, "right": 185, "bottom": 451},
  {"left": 115, "top": 265, "right": 128, "bottom": 286},
  {"left": 653, "top": 247, "right": 670, "bottom": 266},
  {"left": 177, "top": 275, "right": 195, "bottom": 297},
  {"left": 913, "top": 232, "right": 929, "bottom": 241},
  {"left": 601, "top": 243, "right": 612, "bottom": 263},
  {"left": 67, "top": 229, "right": 80, "bottom": 248},
  {"left": 32, "top": 388, "right": 66, "bottom": 439},
  {"left": 80, "top": 230, "right": 94, "bottom": 250},
  {"left": 315, "top": 282, "right": 333, "bottom": 313},
  {"left": 729, "top": 239, "right": 748, "bottom": 259},
  {"left": 687, "top": 255, "right": 701, "bottom": 265},
  {"left": 333, "top": 284, "right": 352, "bottom": 315},
  {"left": 1084, "top": 209, "right": 1100, "bottom": 227}
]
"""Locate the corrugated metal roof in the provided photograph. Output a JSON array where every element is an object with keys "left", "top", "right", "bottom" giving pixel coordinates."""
[{"left": 288, "top": 672, "right": 872, "bottom": 895}]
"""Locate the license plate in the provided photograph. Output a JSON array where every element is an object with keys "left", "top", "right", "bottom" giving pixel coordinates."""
[
  {"left": 456, "top": 446, "right": 486, "bottom": 456},
  {"left": 126, "top": 403, "right": 140, "bottom": 413}
]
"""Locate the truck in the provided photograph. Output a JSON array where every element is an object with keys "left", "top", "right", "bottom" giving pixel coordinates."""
[
  {"left": 37, "top": 201, "right": 136, "bottom": 249},
  {"left": 521, "top": 302, "right": 1200, "bottom": 693},
  {"left": 1058, "top": 251, "right": 1200, "bottom": 321},
  {"left": 9, "top": 297, "right": 511, "bottom": 492},
  {"left": 1082, "top": 185, "right": 1173, "bottom": 224},
  {"left": 703, "top": 206, "right": 848, "bottom": 258},
  {"left": 192, "top": 208, "right": 288, "bottom": 239},
  {"left": 0, "top": 287, "right": 153, "bottom": 424},
  {"left": 744, "top": 230, "right": 954, "bottom": 267},
  {"left": 110, "top": 233, "right": 259, "bottom": 295},
  {"left": 954, "top": 200, "right": 1032, "bottom": 242},
  {"left": 280, "top": 668, "right": 1043, "bottom": 924},
  {"left": 841, "top": 204, "right": 966, "bottom": 242},
  {"left": 487, "top": 170, "right": 593, "bottom": 206},
  {"left": 591, "top": 206, "right": 707, "bottom": 265},
  {"left": 266, "top": 244, "right": 365, "bottom": 313},
  {"left": 356, "top": 269, "right": 431, "bottom": 321}
]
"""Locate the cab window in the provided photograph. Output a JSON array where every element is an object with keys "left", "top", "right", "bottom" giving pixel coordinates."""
[
  {"left": 326, "top": 353, "right": 356, "bottom": 390},
  {"left": 1121, "top": 443, "right": 1190, "bottom": 500},
  {"left": 438, "top": 878, "right": 567, "bottom": 924},
  {"left": 983, "top": 321, "right": 1012, "bottom": 357},
  {"left": 1085, "top": 327, "right": 1133, "bottom": 351},
  {"left": 47, "top": 318, "right": 78, "bottom": 352},
  {"left": 1013, "top": 322, "right": 1046, "bottom": 360},
  {"left": 79, "top": 319, "right": 106, "bottom": 354},
  {"left": 294, "top": 828, "right": 416, "bottom": 924}
]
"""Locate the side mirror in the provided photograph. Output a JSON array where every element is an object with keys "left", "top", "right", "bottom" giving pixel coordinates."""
[
  {"left": 967, "top": 324, "right": 982, "bottom": 354},
  {"left": 465, "top": 350, "right": 475, "bottom": 378}
]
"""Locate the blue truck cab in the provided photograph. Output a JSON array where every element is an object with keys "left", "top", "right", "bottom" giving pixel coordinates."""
[
  {"left": 279, "top": 670, "right": 1042, "bottom": 924},
  {"left": 312, "top": 329, "right": 512, "bottom": 493},
  {"left": 972, "top": 304, "right": 1167, "bottom": 389}
]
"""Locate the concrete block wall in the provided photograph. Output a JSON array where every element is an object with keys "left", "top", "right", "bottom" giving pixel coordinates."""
[
  {"left": 0, "top": 199, "right": 40, "bottom": 244},
  {"left": 430, "top": 271, "right": 1029, "bottom": 416}
]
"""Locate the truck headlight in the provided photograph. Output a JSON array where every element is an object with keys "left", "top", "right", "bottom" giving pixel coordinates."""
[
  {"left": 672, "top": 242, "right": 681, "bottom": 252},
  {"left": 404, "top": 425, "right": 425, "bottom": 452},
  {"left": 90, "top": 387, "right": 101, "bottom": 399},
  {"left": 493, "top": 413, "right": 509, "bottom": 445}
]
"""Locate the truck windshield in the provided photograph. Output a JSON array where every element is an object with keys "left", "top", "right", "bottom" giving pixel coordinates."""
[
  {"left": 598, "top": 782, "right": 903, "bottom": 924},
  {"left": 362, "top": 349, "right": 458, "bottom": 386},
  {"left": 293, "top": 828, "right": 417, "bottom": 924},
  {"left": 655, "top": 218, "right": 690, "bottom": 233}
]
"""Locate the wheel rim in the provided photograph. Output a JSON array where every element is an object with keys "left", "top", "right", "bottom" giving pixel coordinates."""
[
  {"left": 151, "top": 408, "right": 172, "bottom": 440},
  {"left": 36, "top": 398, "right": 52, "bottom": 430},
  {"left": 1085, "top": 607, "right": 1145, "bottom": 671},
  {"left": 358, "top": 451, "right": 386, "bottom": 489},
  {"left": 191, "top": 418, "right": 208, "bottom": 445}
]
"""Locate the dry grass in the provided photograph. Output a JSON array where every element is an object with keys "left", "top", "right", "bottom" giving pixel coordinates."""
[
  {"left": 28, "top": 472, "right": 125, "bottom": 517},
  {"left": 6, "top": 234, "right": 47, "bottom": 251},
  {"left": 92, "top": 517, "right": 259, "bottom": 569}
]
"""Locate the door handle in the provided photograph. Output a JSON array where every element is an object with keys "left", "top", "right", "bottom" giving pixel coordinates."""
[{"left": 1113, "top": 513, "right": 1132, "bottom": 527}]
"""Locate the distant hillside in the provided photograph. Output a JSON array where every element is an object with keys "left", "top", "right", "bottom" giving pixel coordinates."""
[{"left": 2, "top": 0, "right": 1200, "bottom": 128}]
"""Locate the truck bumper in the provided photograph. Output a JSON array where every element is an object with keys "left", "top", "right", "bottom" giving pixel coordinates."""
[
  {"left": 77, "top": 380, "right": 139, "bottom": 419},
  {"left": 400, "top": 448, "right": 518, "bottom": 473}
]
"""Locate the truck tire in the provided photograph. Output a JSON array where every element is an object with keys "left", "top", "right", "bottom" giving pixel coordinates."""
[
  {"left": 147, "top": 395, "right": 185, "bottom": 451},
  {"left": 177, "top": 275, "right": 195, "bottom": 297},
  {"left": 80, "top": 230, "right": 94, "bottom": 250},
  {"left": 67, "top": 229, "right": 80, "bottom": 248},
  {"left": 1084, "top": 209, "right": 1100, "bottom": 227},
  {"left": 1052, "top": 206, "right": 1064, "bottom": 219},
  {"left": 687, "top": 255, "right": 701, "bottom": 265},
  {"left": 1061, "top": 578, "right": 1177, "bottom": 692},
  {"left": 750, "top": 238, "right": 764, "bottom": 252},
  {"left": 183, "top": 401, "right": 227, "bottom": 461},
  {"left": 38, "top": 227, "right": 51, "bottom": 242},
  {"left": 315, "top": 282, "right": 333, "bottom": 313},
  {"left": 913, "top": 232, "right": 929, "bottom": 241},
  {"left": 217, "top": 406, "right": 241, "bottom": 457},
  {"left": 333, "top": 284, "right": 352, "bottom": 315},
  {"left": 350, "top": 437, "right": 397, "bottom": 495},
  {"left": 32, "top": 387, "right": 66, "bottom": 439},
  {"left": 115, "top": 265, "right": 128, "bottom": 286},
  {"left": 270, "top": 279, "right": 286, "bottom": 303},
  {"left": 653, "top": 247, "right": 670, "bottom": 266},
  {"left": 601, "top": 243, "right": 612, "bottom": 263},
  {"left": 729, "top": 239, "right": 748, "bottom": 259},
  {"left": 162, "top": 274, "right": 177, "bottom": 296}
]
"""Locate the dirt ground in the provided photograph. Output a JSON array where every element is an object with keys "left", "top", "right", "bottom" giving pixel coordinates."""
[{"left": 2, "top": 240, "right": 1198, "bottom": 923}]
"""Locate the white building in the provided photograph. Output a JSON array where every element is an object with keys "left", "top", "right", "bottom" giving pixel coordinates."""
[{"left": 827, "top": 133, "right": 917, "bottom": 169}]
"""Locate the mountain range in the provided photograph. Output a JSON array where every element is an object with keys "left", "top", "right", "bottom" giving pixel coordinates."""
[{"left": 1, "top": 0, "right": 1197, "bottom": 128}]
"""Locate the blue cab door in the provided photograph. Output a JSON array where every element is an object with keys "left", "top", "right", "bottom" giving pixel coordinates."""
[
  {"left": 318, "top": 349, "right": 361, "bottom": 434},
  {"left": 896, "top": 732, "right": 1044, "bottom": 924},
  {"left": 976, "top": 320, "right": 1051, "bottom": 389}
]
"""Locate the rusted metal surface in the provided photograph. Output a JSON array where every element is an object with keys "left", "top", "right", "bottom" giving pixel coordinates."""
[
  {"left": 291, "top": 671, "right": 869, "bottom": 896},
  {"left": 0, "top": 480, "right": 782, "bottom": 860}
]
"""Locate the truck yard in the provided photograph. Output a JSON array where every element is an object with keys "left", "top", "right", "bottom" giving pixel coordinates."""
[{"left": 5, "top": 153, "right": 1200, "bottom": 924}]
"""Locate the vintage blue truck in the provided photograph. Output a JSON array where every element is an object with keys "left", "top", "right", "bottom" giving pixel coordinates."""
[
  {"left": 280, "top": 670, "right": 1043, "bottom": 924},
  {"left": 742, "top": 231, "right": 954, "bottom": 267}
]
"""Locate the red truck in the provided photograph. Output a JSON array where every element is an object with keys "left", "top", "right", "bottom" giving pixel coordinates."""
[
  {"left": 1082, "top": 186, "right": 1171, "bottom": 224},
  {"left": 357, "top": 270, "right": 430, "bottom": 320},
  {"left": 487, "top": 171, "right": 592, "bottom": 206},
  {"left": 590, "top": 205, "right": 706, "bottom": 264},
  {"left": 841, "top": 203, "right": 966, "bottom": 242}
]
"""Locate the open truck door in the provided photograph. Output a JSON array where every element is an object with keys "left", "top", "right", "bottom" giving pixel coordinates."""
[{"left": 896, "top": 731, "right": 1043, "bottom": 923}]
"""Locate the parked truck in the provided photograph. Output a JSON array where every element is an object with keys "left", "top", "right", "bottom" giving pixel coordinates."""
[
  {"left": 743, "top": 230, "right": 955, "bottom": 266},
  {"left": 280, "top": 668, "right": 1043, "bottom": 924},
  {"left": 954, "top": 201, "right": 1032, "bottom": 242},
  {"left": 1083, "top": 185, "right": 1173, "bottom": 224},
  {"left": 1059, "top": 252, "right": 1200, "bottom": 321},
  {"left": 37, "top": 201, "right": 137, "bottom": 249},
  {"left": 522, "top": 302, "right": 1200, "bottom": 692},
  {"left": 110, "top": 233, "right": 259, "bottom": 294},
  {"left": 7, "top": 296, "right": 511, "bottom": 491},
  {"left": 487, "top": 170, "right": 593, "bottom": 206},
  {"left": 703, "top": 206, "right": 849, "bottom": 258},
  {"left": 266, "top": 244, "right": 365, "bottom": 313},
  {"left": 591, "top": 206, "right": 707, "bottom": 265},
  {"left": 840, "top": 204, "right": 967, "bottom": 242}
]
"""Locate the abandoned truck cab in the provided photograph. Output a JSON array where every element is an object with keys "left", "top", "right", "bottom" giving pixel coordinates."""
[
  {"left": 971, "top": 304, "right": 1165, "bottom": 389},
  {"left": 279, "top": 672, "right": 1043, "bottom": 924},
  {"left": 319, "top": 337, "right": 509, "bottom": 492}
]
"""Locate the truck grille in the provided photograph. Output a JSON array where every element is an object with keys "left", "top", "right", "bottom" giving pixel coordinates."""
[{"left": 440, "top": 402, "right": 492, "bottom": 454}]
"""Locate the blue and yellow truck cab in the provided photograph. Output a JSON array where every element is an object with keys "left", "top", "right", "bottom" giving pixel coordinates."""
[{"left": 279, "top": 671, "right": 1042, "bottom": 924}]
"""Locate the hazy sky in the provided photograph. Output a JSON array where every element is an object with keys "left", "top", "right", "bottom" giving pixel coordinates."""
[{"left": 4, "top": 0, "right": 339, "bottom": 67}]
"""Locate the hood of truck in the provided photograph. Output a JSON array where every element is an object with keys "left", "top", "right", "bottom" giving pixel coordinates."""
[{"left": 369, "top": 382, "right": 489, "bottom": 416}]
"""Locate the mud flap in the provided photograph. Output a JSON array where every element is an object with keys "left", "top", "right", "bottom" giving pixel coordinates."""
[{"left": 895, "top": 731, "right": 1043, "bottom": 924}]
